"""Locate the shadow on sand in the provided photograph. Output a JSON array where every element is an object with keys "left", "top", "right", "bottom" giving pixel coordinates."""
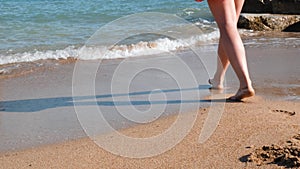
[{"left": 0, "top": 85, "right": 237, "bottom": 113}]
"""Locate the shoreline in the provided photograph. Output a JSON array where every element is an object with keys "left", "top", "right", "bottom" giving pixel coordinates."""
[
  {"left": 0, "top": 43, "right": 299, "bottom": 167},
  {"left": 0, "top": 57, "right": 77, "bottom": 80},
  {"left": 0, "top": 45, "right": 299, "bottom": 149},
  {"left": 0, "top": 31, "right": 299, "bottom": 80}
]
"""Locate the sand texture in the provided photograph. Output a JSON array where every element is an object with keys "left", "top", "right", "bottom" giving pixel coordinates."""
[
  {"left": 0, "top": 96, "right": 299, "bottom": 168},
  {"left": 0, "top": 46, "right": 299, "bottom": 168},
  {"left": 247, "top": 133, "right": 300, "bottom": 167}
]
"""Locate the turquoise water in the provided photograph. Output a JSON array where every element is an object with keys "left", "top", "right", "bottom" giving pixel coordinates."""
[{"left": 0, "top": 0, "right": 216, "bottom": 64}]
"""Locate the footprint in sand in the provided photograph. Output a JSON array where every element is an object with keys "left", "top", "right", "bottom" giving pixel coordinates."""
[
  {"left": 272, "top": 109, "right": 296, "bottom": 116},
  {"left": 244, "top": 133, "right": 300, "bottom": 168}
]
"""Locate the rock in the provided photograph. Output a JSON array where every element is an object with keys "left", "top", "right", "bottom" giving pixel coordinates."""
[
  {"left": 238, "top": 14, "right": 271, "bottom": 31},
  {"left": 283, "top": 22, "right": 300, "bottom": 32},
  {"left": 238, "top": 13, "right": 300, "bottom": 31},
  {"left": 242, "top": 0, "right": 300, "bottom": 14},
  {"left": 242, "top": 0, "right": 272, "bottom": 13},
  {"left": 272, "top": 0, "right": 300, "bottom": 15}
]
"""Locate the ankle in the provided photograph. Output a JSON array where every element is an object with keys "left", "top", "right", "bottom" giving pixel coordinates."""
[
  {"left": 211, "top": 77, "right": 224, "bottom": 85},
  {"left": 240, "top": 80, "right": 254, "bottom": 91},
  {"left": 209, "top": 78, "right": 224, "bottom": 89}
]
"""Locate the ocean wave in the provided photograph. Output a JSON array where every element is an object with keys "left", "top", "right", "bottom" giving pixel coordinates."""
[
  {"left": 0, "top": 32, "right": 220, "bottom": 65},
  {"left": 0, "top": 46, "right": 78, "bottom": 65}
]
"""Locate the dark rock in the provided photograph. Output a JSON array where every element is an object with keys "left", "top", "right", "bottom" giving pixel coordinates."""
[
  {"left": 242, "top": 0, "right": 272, "bottom": 13},
  {"left": 272, "top": 0, "right": 300, "bottom": 14},
  {"left": 242, "top": 0, "right": 300, "bottom": 14},
  {"left": 238, "top": 14, "right": 271, "bottom": 31},
  {"left": 283, "top": 21, "right": 300, "bottom": 32}
]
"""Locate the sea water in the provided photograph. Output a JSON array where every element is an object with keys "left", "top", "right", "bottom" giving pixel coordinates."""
[
  {"left": 0, "top": 0, "right": 218, "bottom": 65},
  {"left": 0, "top": 0, "right": 299, "bottom": 66}
]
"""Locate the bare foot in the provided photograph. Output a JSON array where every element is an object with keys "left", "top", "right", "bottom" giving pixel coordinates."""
[
  {"left": 208, "top": 79, "right": 223, "bottom": 90},
  {"left": 228, "top": 87, "right": 255, "bottom": 101}
]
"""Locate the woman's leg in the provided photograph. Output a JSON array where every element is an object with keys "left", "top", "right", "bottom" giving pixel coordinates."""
[
  {"left": 210, "top": 0, "right": 244, "bottom": 89},
  {"left": 208, "top": 0, "right": 254, "bottom": 100},
  {"left": 209, "top": 37, "right": 229, "bottom": 89}
]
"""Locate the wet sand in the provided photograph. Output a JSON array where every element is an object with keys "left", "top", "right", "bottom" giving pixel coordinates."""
[{"left": 0, "top": 45, "right": 299, "bottom": 168}]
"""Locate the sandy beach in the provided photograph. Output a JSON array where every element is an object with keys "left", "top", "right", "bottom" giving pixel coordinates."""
[
  {"left": 0, "top": 97, "right": 299, "bottom": 168},
  {"left": 0, "top": 45, "right": 299, "bottom": 168}
]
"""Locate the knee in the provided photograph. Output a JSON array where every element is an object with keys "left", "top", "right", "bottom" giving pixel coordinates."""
[{"left": 217, "top": 22, "right": 238, "bottom": 33}]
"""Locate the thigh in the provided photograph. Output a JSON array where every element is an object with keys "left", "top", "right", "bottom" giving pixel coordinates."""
[
  {"left": 234, "top": 0, "right": 245, "bottom": 20},
  {"left": 207, "top": 0, "right": 238, "bottom": 27}
]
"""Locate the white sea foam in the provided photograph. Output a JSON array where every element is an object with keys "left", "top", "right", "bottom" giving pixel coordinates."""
[
  {"left": 0, "top": 46, "right": 78, "bottom": 65},
  {"left": 77, "top": 30, "right": 219, "bottom": 60},
  {"left": 0, "top": 32, "right": 220, "bottom": 65}
]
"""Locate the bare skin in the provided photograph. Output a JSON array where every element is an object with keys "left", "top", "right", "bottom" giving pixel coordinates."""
[{"left": 207, "top": 0, "right": 255, "bottom": 101}]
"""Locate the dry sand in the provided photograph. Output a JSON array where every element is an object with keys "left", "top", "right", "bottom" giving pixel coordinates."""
[{"left": 0, "top": 96, "right": 299, "bottom": 168}]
